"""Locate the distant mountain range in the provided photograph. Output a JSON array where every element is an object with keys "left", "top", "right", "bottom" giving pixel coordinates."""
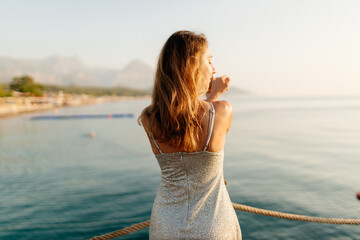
[
  {"left": 0, "top": 55, "right": 247, "bottom": 94},
  {"left": 0, "top": 55, "right": 154, "bottom": 90}
]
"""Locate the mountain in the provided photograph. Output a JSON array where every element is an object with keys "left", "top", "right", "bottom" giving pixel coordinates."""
[
  {"left": 0, "top": 56, "right": 154, "bottom": 90},
  {"left": 0, "top": 55, "right": 248, "bottom": 94},
  {"left": 113, "top": 60, "right": 154, "bottom": 89}
]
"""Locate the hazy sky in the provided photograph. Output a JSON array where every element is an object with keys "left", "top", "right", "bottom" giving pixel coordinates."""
[{"left": 1, "top": 0, "right": 360, "bottom": 96}]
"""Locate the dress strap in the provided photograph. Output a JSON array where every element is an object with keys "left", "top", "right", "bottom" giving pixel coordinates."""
[
  {"left": 150, "top": 132, "right": 163, "bottom": 154},
  {"left": 203, "top": 102, "right": 215, "bottom": 151}
]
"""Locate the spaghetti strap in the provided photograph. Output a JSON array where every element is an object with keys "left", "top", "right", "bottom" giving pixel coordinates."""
[
  {"left": 150, "top": 102, "right": 214, "bottom": 154},
  {"left": 151, "top": 132, "right": 163, "bottom": 154},
  {"left": 203, "top": 102, "right": 215, "bottom": 151}
]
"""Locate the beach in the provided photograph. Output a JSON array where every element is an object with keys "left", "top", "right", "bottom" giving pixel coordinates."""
[{"left": 0, "top": 94, "right": 150, "bottom": 118}]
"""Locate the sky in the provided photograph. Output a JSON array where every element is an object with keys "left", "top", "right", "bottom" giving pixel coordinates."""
[{"left": 1, "top": 0, "right": 360, "bottom": 96}]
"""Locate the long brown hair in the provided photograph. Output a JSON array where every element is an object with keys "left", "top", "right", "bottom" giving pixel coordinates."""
[{"left": 138, "top": 30, "right": 208, "bottom": 152}]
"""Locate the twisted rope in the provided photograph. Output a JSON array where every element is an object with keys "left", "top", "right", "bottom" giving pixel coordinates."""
[
  {"left": 232, "top": 203, "right": 360, "bottom": 225},
  {"left": 87, "top": 203, "right": 360, "bottom": 239},
  {"left": 88, "top": 220, "right": 150, "bottom": 240}
]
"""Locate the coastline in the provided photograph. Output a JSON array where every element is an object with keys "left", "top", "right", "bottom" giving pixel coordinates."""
[{"left": 0, "top": 94, "right": 150, "bottom": 119}]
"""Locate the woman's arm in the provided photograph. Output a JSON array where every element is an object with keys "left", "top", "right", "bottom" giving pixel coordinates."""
[
  {"left": 206, "top": 100, "right": 233, "bottom": 152},
  {"left": 205, "top": 75, "right": 231, "bottom": 102}
]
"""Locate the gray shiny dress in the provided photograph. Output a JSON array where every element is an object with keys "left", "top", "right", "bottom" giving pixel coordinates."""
[{"left": 149, "top": 102, "right": 241, "bottom": 240}]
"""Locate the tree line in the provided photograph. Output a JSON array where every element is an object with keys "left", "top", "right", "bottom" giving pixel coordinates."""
[{"left": 0, "top": 75, "right": 149, "bottom": 97}]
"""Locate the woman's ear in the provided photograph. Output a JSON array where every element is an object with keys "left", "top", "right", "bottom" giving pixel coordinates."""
[{"left": 189, "top": 56, "right": 200, "bottom": 69}]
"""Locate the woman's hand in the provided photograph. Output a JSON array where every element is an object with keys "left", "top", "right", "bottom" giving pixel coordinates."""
[{"left": 205, "top": 75, "right": 230, "bottom": 102}]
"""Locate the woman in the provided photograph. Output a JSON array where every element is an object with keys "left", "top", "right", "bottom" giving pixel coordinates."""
[{"left": 139, "top": 31, "right": 241, "bottom": 239}]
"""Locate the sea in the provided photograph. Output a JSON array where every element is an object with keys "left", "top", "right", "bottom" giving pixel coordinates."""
[{"left": 1, "top": 95, "right": 360, "bottom": 240}]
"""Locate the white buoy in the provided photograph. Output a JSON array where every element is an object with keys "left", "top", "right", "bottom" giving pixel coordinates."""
[{"left": 90, "top": 131, "right": 96, "bottom": 138}]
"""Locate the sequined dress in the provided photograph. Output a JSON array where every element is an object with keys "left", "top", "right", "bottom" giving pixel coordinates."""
[{"left": 149, "top": 102, "right": 241, "bottom": 240}]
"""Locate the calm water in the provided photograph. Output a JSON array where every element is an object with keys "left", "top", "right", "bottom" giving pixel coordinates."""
[{"left": 1, "top": 96, "right": 360, "bottom": 240}]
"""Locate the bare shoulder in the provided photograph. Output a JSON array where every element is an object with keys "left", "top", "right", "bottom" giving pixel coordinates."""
[
  {"left": 212, "top": 100, "right": 233, "bottom": 133},
  {"left": 139, "top": 112, "right": 146, "bottom": 125},
  {"left": 212, "top": 100, "right": 233, "bottom": 117},
  {"left": 139, "top": 112, "right": 150, "bottom": 135}
]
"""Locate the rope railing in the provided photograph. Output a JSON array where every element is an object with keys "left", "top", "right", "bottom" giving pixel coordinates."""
[
  {"left": 87, "top": 202, "right": 360, "bottom": 240},
  {"left": 88, "top": 220, "right": 150, "bottom": 240},
  {"left": 232, "top": 203, "right": 360, "bottom": 225}
]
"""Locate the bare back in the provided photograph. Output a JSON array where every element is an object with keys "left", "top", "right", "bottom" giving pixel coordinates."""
[{"left": 141, "top": 100, "right": 233, "bottom": 154}]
